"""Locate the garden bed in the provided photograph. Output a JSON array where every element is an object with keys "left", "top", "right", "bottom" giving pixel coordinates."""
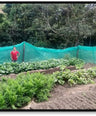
[
  {"left": 1, "top": 65, "right": 76, "bottom": 79},
  {"left": 21, "top": 63, "right": 96, "bottom": 110},
  {"left": 2, "top": 63, "right": 96, "bottom": 79},
  {"left": 21, "top": 81, "right": 96, "bottom": 110},
  {"left": 0, "top": 62, "right": 96, "bottom": 110}
]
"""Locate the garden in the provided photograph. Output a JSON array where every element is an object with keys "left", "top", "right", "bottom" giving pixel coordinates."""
[
  {"left": 1, "top": 3, "right": 96, "bottom": 110},
  {"left": 0, "top": 57, "right": 96, "bottom": 110}
]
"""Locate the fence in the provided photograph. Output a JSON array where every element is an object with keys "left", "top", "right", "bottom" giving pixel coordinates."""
[{"left": 0, "top": 41, "right": 96, "bottom": 64}]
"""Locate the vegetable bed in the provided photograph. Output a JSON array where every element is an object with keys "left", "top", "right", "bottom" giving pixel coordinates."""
[
  {"left": 0, "top": 58, "right": 84, "bottom": 76},
  {"left": 0, "top": 72, "right": 54, "bottom": 109},
  {"left": 1, "top": 65, "right": 96, "bottom": 110},
  {"left": 1, "top": 58, "right": 95, "bottom": 110}
]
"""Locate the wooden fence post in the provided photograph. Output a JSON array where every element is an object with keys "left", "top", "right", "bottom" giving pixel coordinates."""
[
  {"left": 76, "top": 46, "right": 79, "bottom": 58},
  {"left": 22, "top": 42, "right": 25, "bottom": 62}
]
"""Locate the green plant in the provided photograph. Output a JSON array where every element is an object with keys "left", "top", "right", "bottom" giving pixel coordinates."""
[
  {"left": 52, "top": 66, "right": 96, "bottom": 86},
  {"left": 0, "top": 58, "right": 85, "bottom": 76},
  {"left": 0, "top": 93, "right": 7, "bottom": 109},
  {"left": 0, "top": 72, "right": 54, "bottom": 109},
  {"left": 0, "top": 65, "right": 96, "bottom": 109}
]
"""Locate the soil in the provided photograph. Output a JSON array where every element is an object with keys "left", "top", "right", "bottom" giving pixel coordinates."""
[
  {"left": 2, "top": 66, "right": 76, "bottom": 79},
  {"left": 21, "top": 81, "right": 96, "bottom": 110},
  {"left": 21, "top": 63, "right": 96, "bottom": 110},
  {"left": 3, "top": 63, "right": 96, "bottom": 79},
  {"left": 83, "top": 63, "right": 96, "bottom": 69},
  {"left": 2, "top": 63, "right": 96, "bottom": 110}
]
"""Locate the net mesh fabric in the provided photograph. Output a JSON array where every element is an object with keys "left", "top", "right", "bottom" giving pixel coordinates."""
[
  {"left": 24, "top": 42, "right": 77, "bottom": 62},
  {"left": 0, "top": 41, "right": 95, "bottom": 64}
]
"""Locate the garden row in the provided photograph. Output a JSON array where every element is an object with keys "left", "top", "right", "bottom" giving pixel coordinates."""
[
  {"left": 0, "top": 66, "right": 96, "bottom": 109},
  {"left": 0, "top": 58, "right": 84, "bottom": 76},
  {"left": 52, "top": 66, "right": 95, "bottom": 86}
]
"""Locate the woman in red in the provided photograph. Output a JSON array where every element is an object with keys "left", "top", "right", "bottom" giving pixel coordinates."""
[{"left": 10, "top": 47, "right": 20, "bottom": 62}]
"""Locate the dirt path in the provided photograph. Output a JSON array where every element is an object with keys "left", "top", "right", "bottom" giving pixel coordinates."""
[
  {"left": 2, "top": 63, "right": 96, "bottom": 110},
  {"left": 22, "top": 82, "right": 96, "bottom": 110},
  {"left": 2, "top": 66, "right": 76, "bottom": 79},
  {"left": 1, "top": 63, "right": 96, "bottom": 79}
]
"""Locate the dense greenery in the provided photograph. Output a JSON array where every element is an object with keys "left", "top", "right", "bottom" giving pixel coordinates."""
[
  {"left": 0, "top": 72, "right": 54, "bottom": 109},
  {"left": 0, "top": 3, "right": 96, "bottom": 110},
  {"left": 0, "top": 64, "right": 96, "bottom": 109},
  {"left": 52, "top": 66, "right": 95, "bottom": 86},
  {"left": 0, "top": 58, "right": 84, "bottom": 75},
  {"left": 0, "top": 3, "right": 96, "bottom": 48}
]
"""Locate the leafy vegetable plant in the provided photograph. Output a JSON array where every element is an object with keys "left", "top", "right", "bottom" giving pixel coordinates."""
[{"left": 0, "top": 58, "right": 85, "bottom": 76}]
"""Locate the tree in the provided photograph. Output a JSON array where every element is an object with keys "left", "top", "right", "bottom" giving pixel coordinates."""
[
  {"left": 1, "top": 3, "right": 96, "bottom": 48},
  {"left": 0, "top": 13, "right": 12, "bottom": 46}
]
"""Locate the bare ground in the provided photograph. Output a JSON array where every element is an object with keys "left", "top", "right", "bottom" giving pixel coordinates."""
[
  {"left": 21, "top": 63, "right": 96, "bottom": 110},
  {"left": 4, "top": 63, "right": 96, "bottom": 79},
  {"left": 21, "top": 82, "right": 96, "bottom": 110},
  {"left": 1, "top": 63, "right": 96, "bottom": 110}
]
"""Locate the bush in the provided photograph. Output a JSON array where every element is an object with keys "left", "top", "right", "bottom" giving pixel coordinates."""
[{"left": 0, "top": 72, "right": 54, "bottom": 109}]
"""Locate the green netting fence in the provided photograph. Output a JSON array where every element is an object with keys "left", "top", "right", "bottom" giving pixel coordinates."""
[{"left": 0, "top": 41, "right": 96, "bottom": 64}]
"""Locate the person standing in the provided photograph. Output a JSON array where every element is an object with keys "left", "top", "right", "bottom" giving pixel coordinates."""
[{"left": 10, "top": 47, "right": 20, "bottom": 62}]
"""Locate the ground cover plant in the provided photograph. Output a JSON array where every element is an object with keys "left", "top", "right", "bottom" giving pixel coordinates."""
[
  {"left": 52, "top": 66, "right": 96, "bottom": 86},
  {"left": 0, "top": 72, "right": 54, "bottom": 109},
  {"left": 0, "top": 58, "right": 84, "bottom": 76},
  {"left": 0, "top": 65, "right": 96, "bottom": 109}
]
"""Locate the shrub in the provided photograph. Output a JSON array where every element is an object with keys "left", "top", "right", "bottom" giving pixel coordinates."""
[{"left": 0, "top": 72, "right": 54, "bottom": 109}]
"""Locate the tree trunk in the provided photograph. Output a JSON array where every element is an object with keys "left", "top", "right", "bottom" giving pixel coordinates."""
[
  {"left": 76, "top": 46, "right": 79, "bottom": 58},
  {"left": 75, "top": 36, "right": 79, "bottom": 46}
]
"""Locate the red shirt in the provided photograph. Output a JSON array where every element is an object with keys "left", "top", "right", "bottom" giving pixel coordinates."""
[{"left": 11, "top": 51, "right": 19, "bottom": 60}]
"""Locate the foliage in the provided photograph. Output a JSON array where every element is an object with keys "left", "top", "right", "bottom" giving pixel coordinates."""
[
  {"left": 0, "top": 62, "right": 96, "bottom": 109},
  {"left": 0, "top": 58, "right": 84, "bottom": 76},
  {"left": 52, "top": 67, "right": 96, "bottom": 86},
  {"left": 0, "top": 58, "right": 96, "bottom": 110},
  {"left": 68, "top": 58, "right": 85, "bottom": 69},
  {"left": 0, "top": 72, "right": 54, "bottom": 109},
  {"left": 0, "top": 13, "right": 12, "bottom": 46},
  {"left": 0, "top": 3, "right": 96, "bottom": 47}
]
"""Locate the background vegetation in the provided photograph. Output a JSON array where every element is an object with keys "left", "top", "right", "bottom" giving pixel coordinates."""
[{"left": 0, "top": 3, "right": 96, "bottom": 48}]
